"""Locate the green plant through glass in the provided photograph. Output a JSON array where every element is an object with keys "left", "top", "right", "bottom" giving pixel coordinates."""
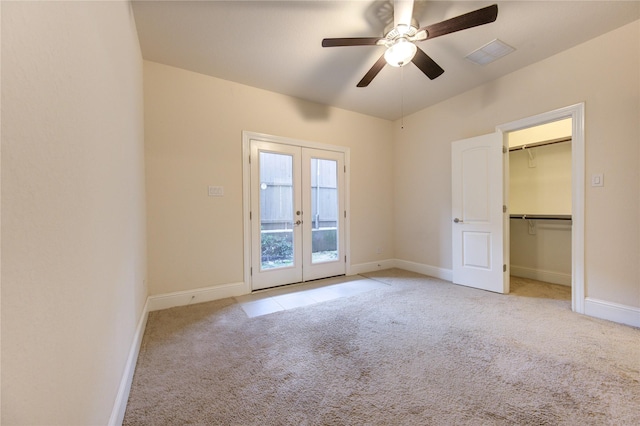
[{"left": 261, "top": 231, "right": 293, "bottom": 269}]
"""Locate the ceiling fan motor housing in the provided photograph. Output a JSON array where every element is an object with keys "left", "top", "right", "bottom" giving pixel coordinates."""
[
  {"left": 383, "top": 17, "right": 420, "bottom": 40},
  {"left": 381, "top": 18, "right": 422, "bottom": 67}
]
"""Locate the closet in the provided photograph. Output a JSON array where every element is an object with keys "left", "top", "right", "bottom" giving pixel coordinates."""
[{"left": 508, "top": 118, "right": 572, "bottom": 287}]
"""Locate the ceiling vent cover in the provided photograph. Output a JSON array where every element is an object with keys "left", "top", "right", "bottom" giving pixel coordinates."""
[{"left": 466, "top": 39, "right": 515, "bottom": 65}]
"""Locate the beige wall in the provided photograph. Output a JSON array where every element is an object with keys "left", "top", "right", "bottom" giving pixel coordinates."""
[
  {"left": 508, "top": 118, "right": 572, "bottom": 148},
  {"left": 509, "top": 143, "right": 572, "bottom": 215},
  {"left": 394, "top": 20, "right": 640, "bottom": 307},
  {"left": 144, "top": 61, "right": 393, "bottom": 296},
  {"left": 510, "top": 219, "right": 572, "bottom": 284},
  {"left": 2, "top": 2, "right": 146, "bottom": 424}
]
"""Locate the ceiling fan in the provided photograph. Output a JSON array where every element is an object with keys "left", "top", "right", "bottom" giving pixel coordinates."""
[{"left": 322, "top": 1, "right": 498, "bottom": 87}]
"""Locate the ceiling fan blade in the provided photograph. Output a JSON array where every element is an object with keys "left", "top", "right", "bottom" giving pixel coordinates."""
[
  {"left": 357, "top": 54, "right": 387, "bottom": 87},
  {"left": 394, "top": 0, "right": 415, "bottom": 29},
  {"left": 412, "top": 47, "right": 445, "bottom": 80},
  {"left": 322, "top": 37, "right": 382, "bottom": 47},
  {"left": 420, "top": 4, "right": 498, "bottom": 40}
]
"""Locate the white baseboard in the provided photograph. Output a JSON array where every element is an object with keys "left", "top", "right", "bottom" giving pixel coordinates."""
[
  {"left": 510, "top": 265, "right": 571, "bottom": 286},
  {"left": 147, "top": 281, "right": 247, "bottom": 312},
  {"left": 108, "top": 299, "right": 149, "bottom": 426},
  {"left": 393, "top": 259, "right": 453, "bottom": 282},
  {"left": 349, "top": 259, "right": 396, "bottom": 275},
  {"left": 350, "top": 259, "right": 452, "bottom": 282},
  {"left": 584, "top": 298, "right": 640, "bottom": 328}
]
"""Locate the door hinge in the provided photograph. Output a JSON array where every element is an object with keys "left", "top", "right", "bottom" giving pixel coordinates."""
[
  {"left": 250, "top": 211, "right": 252, "bottom": 220},
  {"left": 503, "top": 205, "right": 507, "bottom": 213},
  {"left": 344, "top": 165, "right": 346, "bottom": 173},
  {"left": 503, "top": 146, "right": 507, "bottom": 154},
  {"left": 250, "top": 267, "right": 253, "bottom": 276},
  {"left": 503, "top": 264, "right": 507, "bottom": 272},
  {"left": 345, "top": 255, "right": 347, "bottom": 263},
  {"left": 249, "top": 155, "right": 251, "bottom": 164},
  {"left": 344, "top": 210, "right": 347, "bottom": 218}
]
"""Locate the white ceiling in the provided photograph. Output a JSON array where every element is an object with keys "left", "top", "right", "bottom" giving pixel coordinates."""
[{"left": 132, "top": 1, "right": 640, "bottom": 121}]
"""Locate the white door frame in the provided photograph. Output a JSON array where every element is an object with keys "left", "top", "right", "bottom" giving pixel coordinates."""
[
  {"left": 242, "top": 131, "right": 351, "bottom": 293},
  {"left": 496, "top": 103, "right": 585, "bottom": 314}
]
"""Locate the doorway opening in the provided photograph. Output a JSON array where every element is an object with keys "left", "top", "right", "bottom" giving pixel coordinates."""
[
  {"left": 507, "top": 118, "right": 573, "bottom": 300},
  {"left": 497, "top": 103, "right": 585, "bottom": 313}
]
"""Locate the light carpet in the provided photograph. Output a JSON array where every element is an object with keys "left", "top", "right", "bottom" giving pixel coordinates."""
[{"left": 124, "top": 269, "right": 640, "bottom": 425}]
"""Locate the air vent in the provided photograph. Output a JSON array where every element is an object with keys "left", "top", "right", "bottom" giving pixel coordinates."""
[{"left": 466, "top": 39, "right": 515, "bottom": 65}]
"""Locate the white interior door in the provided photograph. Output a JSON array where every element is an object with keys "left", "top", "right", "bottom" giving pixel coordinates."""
[
  {"left": 250, "top": 141, "right": 345, "bottom": 290},
  {"left": 451, "top": 132, "right": 508, "bottom": 293}
]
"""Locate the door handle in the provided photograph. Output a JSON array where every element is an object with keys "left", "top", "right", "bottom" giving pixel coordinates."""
[
  {"left": 295, "top": 220, "right": 302, "bottom": 226},
  {"left": 453, "top": 218, "right": 463, "bottom": 223}
]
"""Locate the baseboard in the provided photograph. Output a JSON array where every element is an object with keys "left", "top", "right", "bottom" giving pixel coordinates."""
[
  {"left": 354, "top": 260, "right": 572, "bottom": 291},
  {"left": 147, "top": 281, "right": 247, "bottom": 312},
  {"left": 393, "top": 259, "right": 453, "bottom": 282},
  {"left": 584, "top": 298, "right": 640, "bottom": 328},
  {"left": 351, "top": 259, "right": 452, "bottom": 281},
  {"left": 510, "top": 265, "right": 571, "bottom": 286},
  {"left": 108, "top": 299, "right": 149, "bottom": 426},
  {"left": 349, "top": 259, "right": 396, "bottom": 275}
]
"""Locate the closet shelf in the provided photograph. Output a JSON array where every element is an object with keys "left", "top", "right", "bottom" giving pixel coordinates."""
[{"left": 510, "top": 214, "right": 572, "bottom": 221}]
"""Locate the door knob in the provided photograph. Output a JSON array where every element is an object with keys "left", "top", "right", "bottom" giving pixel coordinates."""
[
  {"left": 295, "top": 220, "right": 302, "bottom": 225},
  {"left": 453, "top": 218, "right": 463, "bottom": 223},
  {"left": 296, "top": 210, "right": 302, "bottom": 216}
]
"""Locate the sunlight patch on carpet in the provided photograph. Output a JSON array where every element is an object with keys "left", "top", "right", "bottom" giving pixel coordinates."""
[{"left": 236, "top": 276, "right": 389, "bottom": 318}]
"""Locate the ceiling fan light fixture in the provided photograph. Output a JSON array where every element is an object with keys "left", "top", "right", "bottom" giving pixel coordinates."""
[{"left": 384, "top": 37, "right": 417, "bottom": 67}]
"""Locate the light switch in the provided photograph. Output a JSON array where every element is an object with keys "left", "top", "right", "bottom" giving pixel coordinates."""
[
  {"left": 208, "top": 186, "right": 224, "bottom": 197},
  {"left": 591, "top": 174, "right": 604, "bottom": 187}
]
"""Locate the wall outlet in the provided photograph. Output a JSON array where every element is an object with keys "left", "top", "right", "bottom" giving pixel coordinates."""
[{"left": 208, "top": 186, "right": 224, "bottom": 197}]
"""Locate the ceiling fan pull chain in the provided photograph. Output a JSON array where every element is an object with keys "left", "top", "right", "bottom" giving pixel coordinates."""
[{"left": 401, "top": 66, "right": 405, "bottom": 129}]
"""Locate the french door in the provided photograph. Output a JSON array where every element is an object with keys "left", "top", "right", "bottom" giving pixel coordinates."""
[{"left": 250, "top": 140, "right": 345, "bottom": 290}]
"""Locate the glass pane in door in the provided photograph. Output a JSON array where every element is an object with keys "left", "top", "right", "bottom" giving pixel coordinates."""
[
  {"left": 310, "top": 158, "right": 339, "bottom": 264},
  {"left": 260, "top": 152, "right": 294, "bottom": 270}
]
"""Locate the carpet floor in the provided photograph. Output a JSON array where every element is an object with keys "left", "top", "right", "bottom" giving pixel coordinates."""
[{"left": 124, "top": 269, "right": 640, "bottom": 425}]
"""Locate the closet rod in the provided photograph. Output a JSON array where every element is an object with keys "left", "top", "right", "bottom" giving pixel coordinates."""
[
  {"left": 508, "top": 136, "right": 571, "bottom": 152},
  {"left": 509, "top": 214, "right": 572, "bottom": 221}
]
